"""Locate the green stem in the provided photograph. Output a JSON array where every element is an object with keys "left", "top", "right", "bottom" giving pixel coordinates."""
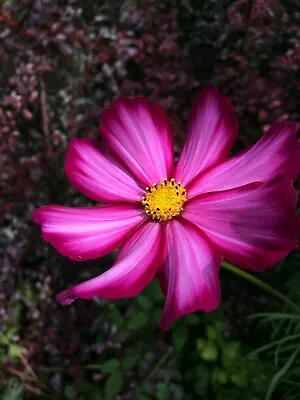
[{"left": 221, "top": 261, "right": 300, "bottom": 314}]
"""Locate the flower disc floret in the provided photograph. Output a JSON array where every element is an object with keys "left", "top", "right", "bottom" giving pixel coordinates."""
[{"left": 142, "top": 178, "right": 187, "bottom": 222}]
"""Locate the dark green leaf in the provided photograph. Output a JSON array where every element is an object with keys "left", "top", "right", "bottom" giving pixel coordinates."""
[
  {"left": 127, "top": 312, "right": 148, "bottom": 331},
  {"left": 104, "top": 369, "right": 123, "bottom": 400},
  {"left": 172, "top": 324, "right": 189, "bottom": 351},
  {"left": 101, "top": 358, "right": 120, "bottom": 374}
]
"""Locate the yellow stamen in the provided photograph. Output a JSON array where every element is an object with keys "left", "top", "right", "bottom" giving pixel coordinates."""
[{"left": 142, "top": 178, "right": 187, "bottom": 222}]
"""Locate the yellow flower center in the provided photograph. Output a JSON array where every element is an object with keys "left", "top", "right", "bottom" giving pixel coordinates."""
[{"left": 142, "top": 178, "right": 187, "bottom": 222}]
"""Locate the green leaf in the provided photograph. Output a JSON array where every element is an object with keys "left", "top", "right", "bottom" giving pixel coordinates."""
[
  {"left": 216, "top": 388, "right": 241, "bottom": 400},
  {"left": 122, "top": 355, "right": 137, "bottom": 370},
  {"left": 196, "top": 338, "right": 207, "bottom": 351},
  {"left": 230, "top": 368, "right": 249, "bottom": 388},
  {"left": 185, "top": 314, "right": 200, "bottom": 325},
  {"left": 214, "top": 368, "right": 228, "bottom": 385},
  {"left": 206, "top": 325, "right": 219, "bottom": 341},
  {"left": 104, "top": 369, "right": 123, "bottom": 400},
  {"left": 153, "top": 308, "right": 162, "bottom": 322},
  {"left": 169, "top": 382, "right": 184, "bottom": 399},
  {"left": 145, "top": 280, "right": 164, "bottom": 301},
  {"left": 127, "top": 312, "right": 148, "bottom": 331},
  {"left": 91, "top": 389, "right": 103, "bottom": 400},
  {"left": 195, "top": 364, "right": 209, "bottom": 377},
  {"left": 137, "top": 295, "right": 153, "bottom": 310},
  {"left": 206, "top": 321, "right": 224, "bottom": 342},
  {"left": 265, "top": 345, "right": 300, "bottom": 400},
  {"left": 172, "top": 324, "right": 189, "bottom": 351},
  {"left": 101, "top": 358, "right": 121, "bottom": 374},
  {"left": 8, "top": 344, "right": 23, "bottom": 359},
  {"left": 222, "top": 341, "right": 241, "bottom": 360},
  {"left": 64, "top": 385, "right": 76, "bottom": 399},
  {"left": 248, "top": 333, "right": 300, "bottom": 356},
  {"left": 194, "top": 380, "right": 207, "bottom": 395},
  {"left": 200, "top": 342, "right": 218, "bottom": 361},
  {"left": 110, "top": 309, "right": 123, "bottom": 324},
  {"left": 194, "top": 365, "right": 209, "bottom": 394},
  {"left": 248, "top": 312, "right": 300, "bottom": 322},
  {"left": 0, "top": 328, "right": 17, "bottom": 344},
  {"left": 157, "top": 382, "right": 170, "bottom": 400},
  {"left": 116, "top": 330, "right": 129, "bottom": 344},
  {"left": 144, "top": 352, "right": 154, "bottom": 362},
  {"left": 1, "top": 379, "right": 23, "bottom": 400},
  {"left": 141, "top": 383, "right": 153, "bottom": 395},
  {"left": 138, "top": 394, "right": 152, "bottom": 400}
]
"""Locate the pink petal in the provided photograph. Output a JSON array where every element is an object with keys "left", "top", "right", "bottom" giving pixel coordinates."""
[
  {"left": 56, "top": 221, "right": 164, "bottom": 304},
  {"left": 100, "top": 97, "right": 174, "bottom": 186},
  {"left": 183, "top": 177, "right": 299, "bottom": 272},
  {"left": 65, "top": 139, "right": 144, "bottom": 203},
  {"left": 33, "top": 204, "right": 145, "bottom": 261},
  {"left": 159, "top": 219, "right": 222, "bottom": 330},
  {"left": 188, "top": 121, "right": 299, "bottom": 198},
  {"left": 175, "top": 86, "right": 238, "bottom": 186}
]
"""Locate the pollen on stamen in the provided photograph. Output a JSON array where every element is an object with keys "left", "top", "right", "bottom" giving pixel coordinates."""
[{"left": 142, "top": 178, "right": 187, "bottom": 222}]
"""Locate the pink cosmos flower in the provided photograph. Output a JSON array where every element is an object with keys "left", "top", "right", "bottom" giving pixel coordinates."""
[{"left": 33, "top": 86, "right": 300, "bottom": 329}]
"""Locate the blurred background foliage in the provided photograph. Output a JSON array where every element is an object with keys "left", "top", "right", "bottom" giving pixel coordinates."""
[{"left": 0, "top": 0, "right": 299, "bottom": 398}]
